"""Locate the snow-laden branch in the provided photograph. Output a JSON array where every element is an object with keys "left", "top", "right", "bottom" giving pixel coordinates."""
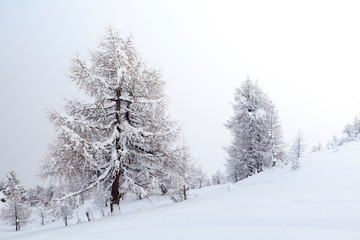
[{"left": 56, "top": 166, "right": 112, "bottom": 202}]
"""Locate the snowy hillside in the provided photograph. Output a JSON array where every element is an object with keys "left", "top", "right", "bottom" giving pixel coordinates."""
[{"left": 1, "top": 141, "right": 360, "bottom": 240}]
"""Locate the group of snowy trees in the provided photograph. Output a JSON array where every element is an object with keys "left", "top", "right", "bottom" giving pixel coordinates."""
[
  {"left": 0, "top": 26, "right": 315, "bottom": 230},
  {"left": 0, "top": 170, "right": 96, "bottom": 230},
  {"left": 224, "top": 76, "right": 360, "bottom": 176},
  {"left": 0, "top": 166, "right": 211, "bottom": 230},
  {"left": 0, "top": 26, "right": 322, "bottom": 231},
  {"left": 211, "top": 171, "right": 226, "bottom": 185},
  {"left": 0, "top": 27, "right": 213, "bottom": 231},
  {"left": 225, "top": 78, "right": 360, "bottom": 179},
  {"left": 324, "top": 116, "right": 360, "bottom": 152},
  {"left": 343, "top": 116, "right": 360, "bottom": 140}
]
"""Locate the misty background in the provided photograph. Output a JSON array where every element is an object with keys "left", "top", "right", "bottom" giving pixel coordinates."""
[{"left": 1, "top": 0, "right": 360, "bottom": 187}]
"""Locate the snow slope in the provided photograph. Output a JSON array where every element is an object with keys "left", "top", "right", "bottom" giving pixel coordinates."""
[{"left": 1, "top": 141, "right": 360, "bottom": 240}]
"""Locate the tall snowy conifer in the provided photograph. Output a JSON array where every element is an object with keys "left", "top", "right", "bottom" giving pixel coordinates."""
[
  {"left": 225, "top": 78, "right": 284, "bottom": 182},
  {"left": 42, "top": 27, "right": 181, "bottom": 214}
]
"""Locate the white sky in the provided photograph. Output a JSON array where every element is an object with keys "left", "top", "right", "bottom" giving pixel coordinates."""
[{"left": 1, "top": 0, "right": 360, "bottom": 188}]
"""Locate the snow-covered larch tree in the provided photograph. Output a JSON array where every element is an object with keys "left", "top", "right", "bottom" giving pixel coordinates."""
[
  {"left": 225, "top": 77, "right": 285, "bottom": 182},
  {"left": 343, "top": 116, "right": 360, "bottom": 140},
  {"left": 194, "top": 165, "right": 209, "bottom": 188},
  {"left": 177, "top": 144, "right": 198, "bottom": 200},
  {"left": 0, "top": 171, "right": 31, "bottom": 231},
  {"left": 27, "top": 186, "right": 46, "bottom": 225},
  {"left": 290, "top": 130, "right": 306, "bottom": 170},
  {"left": 267, "top": 105, "right": 285, "bottom": 167},
  {"left": 211, "top": 170, "right": 226, "bottom": 185},
  {"left": 50, "top": 186, "right": 76, "bottom": 226},
  {"left": 41, "top": 27, "right": 182, "bottom": 214}
]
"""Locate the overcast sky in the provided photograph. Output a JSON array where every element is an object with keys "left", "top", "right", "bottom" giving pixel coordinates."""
[{"left": 1, "top": 0, "right": 360, "bottom": 188}]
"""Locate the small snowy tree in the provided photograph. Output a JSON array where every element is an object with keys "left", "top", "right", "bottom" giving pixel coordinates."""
[
  {"left": 177, "top": 144, "right": 198, "bottom": 200},
  {"left": 310, "top": 142, "right": 322, "bottom": 153},
  {"left": 326, "top": 135, "right": 342, "bottom": 151},
  {"left": 27, "top": 185, "right": 54, "bottom": 226},
  {"left": 50, "top": 186, "right": 76, "bottom": 226},
  {"left": 343, "top": 116, "right": 360, "bottom": 141},
  {"left": 0, "top": 171, "right": 31, "bottom": 231},
  {"left": 211, "top": 170, "right": 226, "bottom": 185},
  {"left": 92, "top": 184, "right": 111, "bottom": 212},
  {"left": 267, "top": 107, "right": 285, "bottom": 167},
  {"left": 194, "top": 165, "right": 209, "bottom": 188},
  {"left": 53, "top": 200, "right": 74, "bottom": 226},
  {"left": 290, "top": 131, "right": 306, "bottom": 170}
]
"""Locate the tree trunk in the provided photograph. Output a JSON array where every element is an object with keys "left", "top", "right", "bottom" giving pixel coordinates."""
[
  {"left": 15, "top": 202, "right": 19, "bottom": 231},
  {"left": 183, "top": 185, "right": 187, "bottom": 200},
  {"left": 110, "top": 171, "right": 121, "bottom": 213},
  {"left": 110, "top": 87, "right": 124, "bottom": 214}
]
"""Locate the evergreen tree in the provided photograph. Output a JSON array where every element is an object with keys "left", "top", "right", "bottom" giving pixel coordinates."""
[
  {"left": 225, "top": 78, "right": 285, "bottom": 182},
  {"left": 0, "top": 171, "right": 31, "bottom": 231},
  {"left": 41, "top": 27, "right": 182, "bottom": 214}
]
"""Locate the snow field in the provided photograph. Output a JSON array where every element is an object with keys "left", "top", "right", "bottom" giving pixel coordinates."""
[{"left": 1, "top": 141, "right": 360, "bottom": 240}]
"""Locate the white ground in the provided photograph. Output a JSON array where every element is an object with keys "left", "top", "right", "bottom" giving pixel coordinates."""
[{"left": 1, "top": 141, "right": 360, "bottom": 240}]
